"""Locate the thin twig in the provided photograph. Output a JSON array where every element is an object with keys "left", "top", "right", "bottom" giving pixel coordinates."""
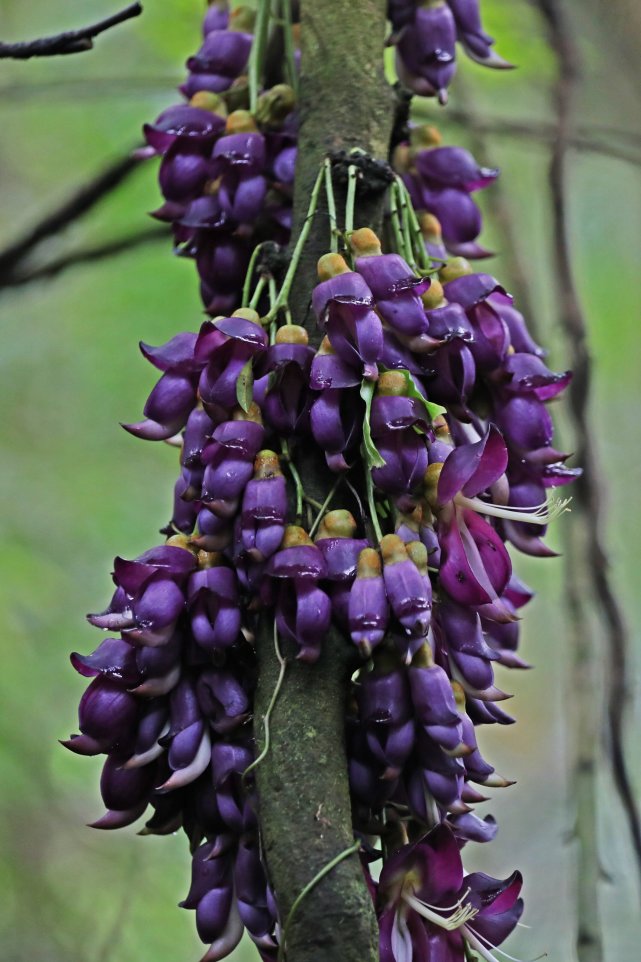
[
  {"left": 243, "top": 622, "right": 288, "bottom": 780},
  {"left": 0, "top": 3, "right": 143, "bottom": 60},
  {"left": 413, "top": 103, "right": 641, "bottom": 168},
  {"left": 276, "top": 840, "right": 361, "bottom": 962},
  {"left": 1, "top": 226, "right": 168, "bottom": 287},
  {"left": 536, "top": 0, "right": 641, "bottom": 924},
  {"left": 453, "top": 75, "right": 538, "bottom": 331},
  {"left": 0, "top": 150, "right": 145, "bottom": 282}
]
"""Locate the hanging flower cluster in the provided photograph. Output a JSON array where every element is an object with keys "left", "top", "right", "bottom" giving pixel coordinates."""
[
  {"left": 388, "top": 0, "right": 512, "bottom": 103},
  {"left": 65, "top": 3, "right": 576, "bottom": 962},
  {"left": 141, "top": 2, "right": 500, "bottom": 319}
]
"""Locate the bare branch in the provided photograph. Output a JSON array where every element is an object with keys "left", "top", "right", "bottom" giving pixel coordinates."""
[
  {"left": 0, "top": 3, "right": 142, "bottom": 60},
  {"left": 2, "top": 226, "right": 168, "bottom": 288},
  {"left": 414, "top": 103, "right": 641, "bottom": 167},
  {"left": 0, "top": 150, "right": 145, "bottom": 283},
  {"left": 453, "top": 76, "right": 539, "bottom": 332},
  {"left": 535, "top": 0, "right": 641, "bottom": 930}
]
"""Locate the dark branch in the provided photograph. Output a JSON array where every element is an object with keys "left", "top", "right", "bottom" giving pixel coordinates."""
[
  {"left": 0, "top": 150, "right": 145, "bottom": 283},
  {"left": 1, "top": 226, "right": 168, "bottom": 288},
  {"left": 0, "top": 3, "right": 142, "bottom": 60},
  {"left": 453, "top": 76, "right": 538, "bottom": 332},
  {"left": 535, "top": 0, "right": 641, "bottom": 912},
  {"left": 414, "top": 104, "right": 641, "bottom": 168}
]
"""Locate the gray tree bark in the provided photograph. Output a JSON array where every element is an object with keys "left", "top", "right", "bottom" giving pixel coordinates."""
[{"left": 253, "top": 2, "right": 395, "bottom": 961}]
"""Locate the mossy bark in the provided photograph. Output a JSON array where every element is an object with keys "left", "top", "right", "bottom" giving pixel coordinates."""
[{"left": 253, "top": 2, "right": 394, "bottom": 961}]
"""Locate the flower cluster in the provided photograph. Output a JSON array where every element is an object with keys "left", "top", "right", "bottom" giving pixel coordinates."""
[
  {"left": 142, "top": 4, "right": 500, "bottom": 316},
  {"left": 143, "top": 4, "right": 297, "bottom": 315},
  {"left": 65, "top": 3, "right": 575, "bottom": 962},
  {"left": 389, "top": 0, "right": 512, "bottom": 104}
]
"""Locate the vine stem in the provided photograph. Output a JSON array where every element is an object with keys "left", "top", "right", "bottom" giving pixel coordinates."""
[
  {"left": 364, "top": 456, "right": 383, "bottom": 543},
  {"left": 241, "top": 240, "right": 268, "bottom": 307},
  {"left": 388, "top": 182, "right": 409, "bottom": 266},
  {"left": 264, "top": 163, "right": 326, "bottom": 323},
  {"left": 249, "top": 275, "right": 268, "bottom": 310},
  {"left": 280, "top": 0, "right": 299, "bottom": 95},
  {"left": 395, "top": 176, "right": 432, "bottom": 272},
  {"left": 281, "top": 440, "right": 304, "bottom": 520},
  {"left": 344, "top": 164, "right": 358, "bottom": 236},
  {"left": 308, "top": 476, "right": 343, "bottom": 539},
  {"left": 243, "top": 622, "right": 287, "bottom": 780},
  {"left": 276, "top": 840, "right": 362, "bottom": 962},
  {"left": 249, "top": 0, "right": 273, "bottom": 113},
  {"left": 392, "top": 181, "right": 418, "bottom": 271},
  {"left": 324, "top": 159, "right": 339, "bottom": 254}
]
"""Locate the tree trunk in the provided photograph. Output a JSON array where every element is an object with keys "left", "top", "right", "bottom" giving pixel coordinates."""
[{"left": 254, "top": 2, "right": 395, "bottom": 961}]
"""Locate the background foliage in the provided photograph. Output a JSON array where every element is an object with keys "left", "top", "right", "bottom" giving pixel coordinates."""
[{"left": 0, "top": 1, "right": 639, "bottom": 959}]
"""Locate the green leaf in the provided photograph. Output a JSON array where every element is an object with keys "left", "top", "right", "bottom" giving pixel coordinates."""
[
  {"left": 383, "top": 367, "right": 446, "bottom": 421},
  {"left": 236, "top": 360, "right": 254, "bottom": 413},
  {"left": 360, "top": 379, "right": 386, "bottom": 468}
]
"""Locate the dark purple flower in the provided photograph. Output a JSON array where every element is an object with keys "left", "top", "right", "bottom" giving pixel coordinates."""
[
  {"left": 349, "top": 548, "right": 390, "bottom": 656},
  {"left": 196, "top": 310, "right": 268, "bottom": 412},
  {"left": 188, "top": 562, "right": 241, "bottom": 651},
  {"left": 201, "top": 408, "right": 266, "bottom": 517},
  {"left": 378, "top": 824, "right": 523, "bottom": 962},
  {"left": 314, "top": 510, "right": 369, "bottom": 581},
  {"left": 240, "top": 450, "right": 287, "bottom": 561},
  {"left": 63, "top": 676, "right": 139, "bottom": 756},
  {"left": 123, "top": 332, "right": 202, "bottom": 441},
  {"left": 266, "top": 526, "right": 331, "bottom": 663},
  {"left": 312, "top": 254, "right": 383, "bottom": 380},
  {"left": 395, "top": 2, "right": 457, "bottom": 103},
  {"left": 180, "top": 841, "right": 244, "bottom": 959},
  {"left": 159, "top": 677, "right": 211, "bottom": 791},
  {"left": 381, "top": 535, "right": 432, "bottom": 638},
  {"left": 448, "top": 0, "right": 513, "bottom": 67},
  {"left": 351, "top": 228, "right": 430, "bottom": 337},
  {"left": 254, "top": 326, "right": 315, "bottom": 436},
  {"left": 357, "top": 664, "right": 415, "bottom": 779},
  {"left": 87, "top": 543, "right": 195, "bottom": 646}
]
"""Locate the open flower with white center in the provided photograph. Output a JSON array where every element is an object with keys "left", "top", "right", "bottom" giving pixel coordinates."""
[
  {"left": 425, "top": 424, "right": 569, "bottom": 621},
  {"left": 378, "top": 824, "right": 523, "bottom": 962}
]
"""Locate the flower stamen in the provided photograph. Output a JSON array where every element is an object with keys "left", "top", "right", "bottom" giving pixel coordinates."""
[
  {"left": 404, "top": 891, "right": 479, "bottom": 930},
  {"left": 456, "top": 494, "right": 572, "bottom": 527},
  {"left": 462, "top": 924, "right": 547, "bottom": 962}
]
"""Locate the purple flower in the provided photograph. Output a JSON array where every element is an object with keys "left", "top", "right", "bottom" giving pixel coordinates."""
[
  {"left": 408, "top": 643, "right": 462, "bottom": 751},
  {"left": 186, "top": 30, "right": 253, "bottom": 88},
  {"left": 195, "top": 310, "right": 268, "bottom": 412},
  {"left": 370, "top": 374, "right": 431, "bottom": 501},
  {"left": 87, "top": 543, "right": 195, "bottom": 646},
  {"left": 143, "top": 104, "right": 225, "bottom": 155},
  {"left": 312, "top": 254, "right": 383, "bottom": 380},
  {"left": 349, "top": 548, "right": 390, "bottom": 657},
  {"left": 188, "top": 562, "right": 241, "bottom": 651},
  {"left": 381, "top": 535, "right": 432, "bottom": 638},
  {"left": 254, "top": 326, "right": 315, "bottom": 436},
  {"left": 159, "top": 677, "right": 211, "bottom": 791},
  {"left": 314, "top": 510, "right": 369, "bottom": 581},
  {"left": 378, "top": 824, "right": 523, "bottom": 962},
  {"left": 351, "top": 228, "right": 430, "bottom": 337},
  {"left": 448, "top": 0, "right": 513, "bottom": 67},
  {"left": 357, "top": 664, "right": 415, "bottom": 779},
  {"left": 240, "top": 450, "right": 287, "bottom": 561},
  {"left": 180, "top": 841, "right": 244, "bottom": 959},
  {"left": 123, "top": 332, "right": 202, "bottom": 441},
  {"left": 266, "top": 526, "right": 331, "bottom": 663},
  {"left": 395, "top": 2, "right": 457, "bottom": 103},
  {"left": 201, "top": 408, "right": 266, "bottom": 517},
  {"left": 63, "top": 676, "right": 139, "bottom": 756}
]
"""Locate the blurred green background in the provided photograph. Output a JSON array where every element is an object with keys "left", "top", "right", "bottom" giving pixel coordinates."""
[{"left": 0, "top": 1, "right": 639, "bottom": 960}]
